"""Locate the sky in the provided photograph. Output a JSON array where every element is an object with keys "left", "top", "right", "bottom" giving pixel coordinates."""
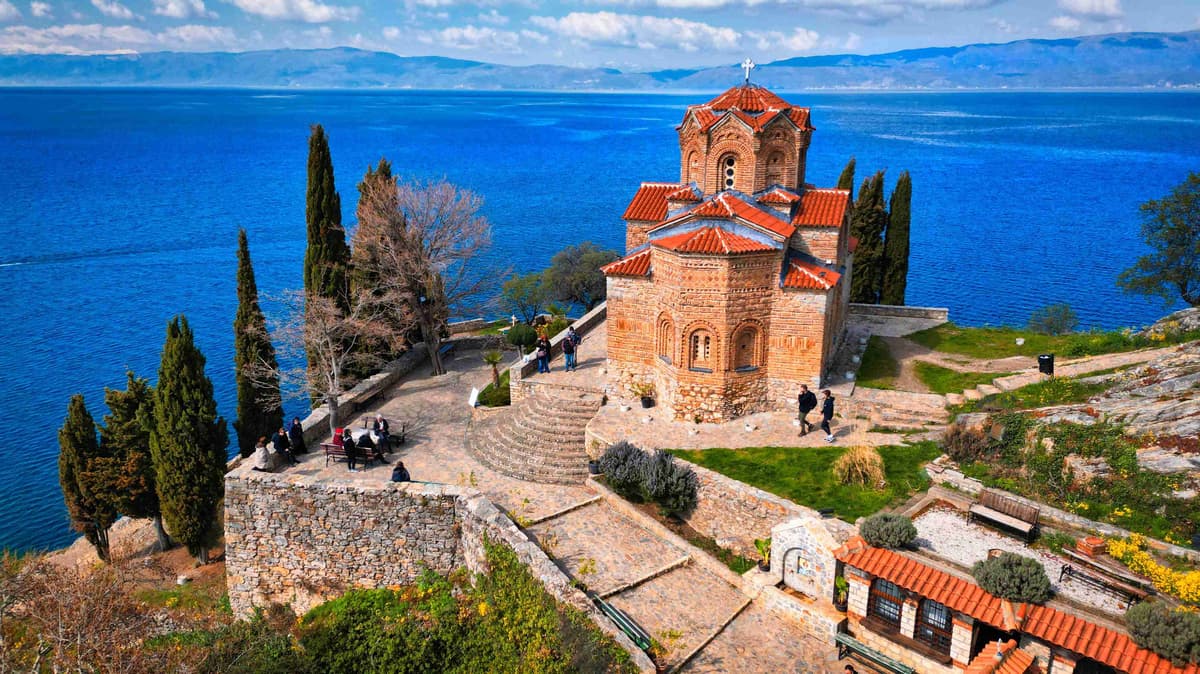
[{"left": 0, "top": 0, "right": 1197, "bottom": 69}]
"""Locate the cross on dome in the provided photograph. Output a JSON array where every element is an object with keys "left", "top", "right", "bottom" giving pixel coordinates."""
[{"left": 741, "top": 58, "right": 755, "bottom": 84}]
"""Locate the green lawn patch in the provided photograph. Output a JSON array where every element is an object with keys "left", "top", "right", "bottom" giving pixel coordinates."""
[
  {"left": 856, "top": 336, "right": 900, "bottom": 390},
  {"left": 951, "top": 375, "right": 1112, "bottom": 415},
  {"left": 907, "top": 322, "right": 1197, "bottom": 360},
  {"left": 476, "top": 319, "right": 510, "bottom": 335},
  {"left": 477, "top": 369, "right": 510, "bottom": 407},
  {"left": 913, "top": 362, "right": 1005, "bottom": 395},
  {"left": 674, "top": 442, "right": 941, "bottom": 522}
]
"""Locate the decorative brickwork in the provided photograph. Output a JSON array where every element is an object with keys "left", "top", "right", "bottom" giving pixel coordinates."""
[{"left": 607, "top": 83, "right": 853, "bottom": 422}]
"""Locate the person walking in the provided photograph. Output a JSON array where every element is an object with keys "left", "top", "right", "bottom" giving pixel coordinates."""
[
  {"left": 561, "top": 331, "right": 577, "bottom": 372},
  {"left": 288, "top": 416, "right": 307, "bottom": 455},
  {"left": 797, "top": 384, "right": 817, "bottom": 436},
  {"left": 820, "top": 389, "right": 836, "bottom": 443},
  {"left": 535, "top": 336, "right": 551, "bottom": 374},
  {"left": 342, "top": 428, "right": 360, "bottom": 473},
  {"left": 271, "top": 425, "right": 296, "bottom": 465}
]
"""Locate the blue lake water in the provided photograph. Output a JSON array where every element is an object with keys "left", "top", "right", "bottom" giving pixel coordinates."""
[{"left": 0, "top": 88, "right": 1196, "bottom": 552}]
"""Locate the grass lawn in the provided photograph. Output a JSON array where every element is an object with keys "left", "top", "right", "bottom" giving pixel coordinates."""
[
  {"left": 951, "top": 375, "right": 1113, "bottom": 415},
  {"left": 906, "top": 322, "right": 1194, "bottom": 360},
  {"left": 856, "top": 336, "right": 900, "bottom": 389},
  {"left": 476, "top": 319, "right": 511, "bottom": 335},
  {"left": 477, "top": 369, "right": 511, "bottom": 407},
  {"left": 913, "top": 362, "right": 1007, "bottom": 395},
  {"left": 674, "top": 441, "right": 941, "bottom": 522}
]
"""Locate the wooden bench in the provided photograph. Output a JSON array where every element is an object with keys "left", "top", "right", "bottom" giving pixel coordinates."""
[
  {"left": 969, "top": 489, "right": 1040, "bottom": 542},
  {"left": 437, "top": 341, "right": 457, "bottom": 361},
  {"left": 359, "top": 417, "right": 407, "bottom": 448},
  {"left": 320, "top": 442, "right": 379, "bottom": 469},
  {"left": 1059, "top": 564, "right": 1149, "bottom": 606},
  {"left": 836, "top": 632, "right": 916, "bottom": 674}
]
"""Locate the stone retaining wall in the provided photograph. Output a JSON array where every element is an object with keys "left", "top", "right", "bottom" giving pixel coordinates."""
[
  {"left": 224, "top": 469, "right": 654, "bottom": 672},
  {"left": 849, "top": 303, "right": 949, "bottom": 321},
  {"left": 681, "top": 460, "right": 816, "bottom": 557},
  {"left": 448, "top": 318, "right": 489, "bottom": 334},
  {"left": 927, "top": 467, "right": 1200, "bottom": 563}
]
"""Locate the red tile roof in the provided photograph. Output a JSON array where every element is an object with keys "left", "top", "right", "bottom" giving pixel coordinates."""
[
  {"left": 783, "top": 256, "right": 841, "bottom": 290},
  {"left": 681, "top": 85, "right": 814, "bottom": 134},
  {"left": 964, "top": 640, "right": 1034, "bottom": 674},
  {"left": 758, "top": 187, "right": 802, "bottom": 206},
  {"left": 663, "top": 192, "right": 794, "bottom": 239},
  {"left": 666, "top": 185, "right": 702, "bottom": 202},
  {"left": 835, "top": 538, "right": 1200, "bottom": 674},
  {"left": 652, "top": 226, "right": 776, "bottom": 255},
  {"left": 623, "top": 182, "right": 683, "bottom": 222},
  {"left": 792, "top": 188, "right": 850, "bottom": 228},
  {"left": 601, "top": 248, "right": 652, "bottom": 277}
]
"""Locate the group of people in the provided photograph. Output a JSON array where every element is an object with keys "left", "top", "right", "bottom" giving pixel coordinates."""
[
  {"left": 535, "top": 326, "right": 583, "bottom": 374},
  {"left": 797, "top": 385, "right": 837, "bottom": 443},
  {"left": 250, "top": 416, "right": 308, "bottom": 472},
  {"left": 339, "top": 414, "right": 393, "bottom": 473}
]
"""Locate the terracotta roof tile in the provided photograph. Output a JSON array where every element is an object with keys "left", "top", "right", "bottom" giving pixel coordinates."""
[
  {"left": 652, "top": 226, "right": 776, "bottom": 255},
  {"left": 667, "top": 192, "right": 794, "bottom": 239},
  {"left": 601, "top": 248, "right": 652, "bottom": 277},
  {"left": 623, "top": 182, "right": 682, "bottom": 222},
  {"left": 783, "top": 256, "right": 841, "bottom": 290},
  {"left": 758, "top": 187, "right": 802, "bottom": 205},
  {"left": 792, "top": 188, "right": 850, "bottom": 228},
  {"left": 704, "top": 84, "right": 791, "bottom": 112},
  {"left": 681, "top": 85, "right": 815, "bottom": 134},
  {"left": 964, "top": 640, "right": 1035, "bottom": 674},
  {"left": 666, "top": 185, "right": 702, "bottom": 202},
  {"left": 835, "top": 539, "right": 1200, "bottom": 674}
]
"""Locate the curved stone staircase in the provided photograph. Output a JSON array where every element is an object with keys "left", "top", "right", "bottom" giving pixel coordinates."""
[{"left": 468, "top": 390, "right": 602, "bottom": 485}]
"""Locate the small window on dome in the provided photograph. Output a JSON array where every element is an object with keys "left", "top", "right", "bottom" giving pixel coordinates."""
[{"left": 723, "top": 155, "right": 736, "bottom": 189}]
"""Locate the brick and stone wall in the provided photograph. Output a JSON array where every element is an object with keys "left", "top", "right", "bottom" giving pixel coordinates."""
[
  {"left": 770, "top": 515, "right": 853, "bottom": 600},
  {"left": 677, "top": 111, "right": 811, "bottom": 194},
  {"left": 849, "top": 303, "right": 950, "bottom": 321},
  {"left": 508, "top": 302, "right": 607, "bottom": 403},
  {"left": 224, "top": 469, "right": 655, "bottom": 672}
]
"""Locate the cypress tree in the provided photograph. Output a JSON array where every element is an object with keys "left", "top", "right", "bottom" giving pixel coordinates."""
[
  {"left": 234, "top": 229, "right": 282, "bottom": 457},
  {"left": 97, "top": 371, "right": 171, "bottom": 551},
  {"left": 304, "top": 124, "right": 350, "bottom": 308},
  {"left": 58, "top": 394, "right": 117, "bottom": 562},
  {"left": 881, "top": 171, "right": 912, "bottom": 306},
  {"left": 850, "top": 171, "right": 888, "bottom": 304},
  {"left": 837, "top": 156, "right": 856, "bottom": 199},
  {"left": 150, "top": 316, "right": 228, "bottom": 564}
]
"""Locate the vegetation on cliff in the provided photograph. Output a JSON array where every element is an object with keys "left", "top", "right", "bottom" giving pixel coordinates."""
[{"left": 233, "top": 228, "right": 282, "bottom": 458}]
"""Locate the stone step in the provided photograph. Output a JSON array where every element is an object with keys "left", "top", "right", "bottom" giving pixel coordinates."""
[
  {"left": 977, "top": 384, "right": 1002, "bottom": 396},
  {"left": 962, "top": 388, "right": 984, "bottom": 401},
  {"left": 510, "top": 405, "right": 595, "bottom": 431},
  {"left": 524, "top": 397, "right": 602, "bottom": 421},
  {"left": 494, "top": 420, "right": 588, "bottom": 454},
  {"left": 995, "top": 373, "right": 1041, "bottom": 392},
  {"left": 475, "top": 435, "right": 588, "bottom": 471},
  {"left": 945, "top": 392, "right": 966, "bottom": 406},
  {"left": 470, "top": 445, "right": 588, "bottom": 485}
]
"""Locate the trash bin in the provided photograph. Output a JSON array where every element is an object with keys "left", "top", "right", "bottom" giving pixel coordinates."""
[{"left": 1038, "top": 354, "right": 1055, "bottom": 375}]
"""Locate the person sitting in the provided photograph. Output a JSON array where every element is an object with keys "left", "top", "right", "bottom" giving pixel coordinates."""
[
  {"left": 372, "top": 413, "right": 391, "bottom": 453},
  {"left": 356, "top": 432, "right": 388, "bottom": 465},
  {"left": 271, "top": 426, "right": 297, "bottom": 466},
  {"left": 251, "top": 436, "right": 271, "bottom": 472},
  {"left": 391, "top": 461, "right": 411, "bottom": 483}
]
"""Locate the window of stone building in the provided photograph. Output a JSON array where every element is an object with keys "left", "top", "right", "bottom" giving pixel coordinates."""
[
  {"left": 720, "top": 154, "right": 736, "bottom": 190},
  {"left": 733, "top": 327, "right": 759, "bottom": 371},
  {"left": 916, "top": 599, "right": 953, "bottom": 654},
  {"left": 657, "top": 318, "right": 674, "bottom": 364},
  {"left": 868, "top": 579, "right": 904, "bottom": 629},
  {"left": 765, "top": 151, "right": 784, "bottom": 187},
  {"left": 689, "top": 330, "right": 712, "bottom": 371}
]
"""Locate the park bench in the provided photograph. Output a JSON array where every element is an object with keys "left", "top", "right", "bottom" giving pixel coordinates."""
[
  {"left": 969, "top": 489, "right": 1040, "bottom": 542},
  {"left": 438, "top": 342, "right": 457, "bottom": 361},
  {"left": 320, "top": 441, "right": 379, "bottom": 469},
  {"left": 1059, "top": 563, "right": 1149, "bottom": 606},
  {"left": 836, "top": 632, "right": 916, "bottom": 674},
  {"left": 359, "top": 416, "right": 407, "bottom": 448}
]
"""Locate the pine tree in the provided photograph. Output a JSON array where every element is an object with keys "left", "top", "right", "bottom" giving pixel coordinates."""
[
  {"left": 304, "top": 125, "right": 351, "bottom": 394},
  {"left": 96, "top": 371, "right": 171, "bottom": 551},
  {"left": 850, "top": 171, "right": 888, "bottom": 304},
  {"left": 150, "top": 316, "right": 228, "bottom": 564},
  {"left": 837, "top": 156, "right": 856, "bottom": 199},
  {"left": 234, "top": 229, "right": 282, "bottom": 457},
  {"left": 58, "top": 394, "right": 117, "bottom": 562},
  {"left": 880, "top": 171, "right": 912, "bottom": 306}
]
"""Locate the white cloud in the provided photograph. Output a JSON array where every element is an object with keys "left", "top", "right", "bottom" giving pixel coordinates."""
[
  {"left": 417, "top": 24, "right": 522, "bottom": 51},
  {"left": 747, "top": 27, "right": 820, "bottom": 53},
  {"left": 153, "top": 0, "right": 215, "bottom": 19},
  {"left": 584, "top": 0, "right": 1005, "bottom": 24},
  {"left": 520, "top": 28, "right": 547, "bottom": 43},
  {"left": 530, "top": 12, "right": 741, "bottom": 52},
  {"left": 1048, "top": 14, "right": 1081, "bottom": 31},
  {"left": 0, "top": 0, "right": 20, "bottom": 20},
  {"left": 987, "top": 17, "right": 1015, "bottom": 33},
  {"left": 161, "top": 23, "right": 233, "bottom": 43},
  {"left": 843, "top": 31, "right": 861, "bottom": 49},
  {"left": 30, "top": 0, "right": 51, "bottom": 16},
  {"left": 0, "top": 21, "right": 238, "bottom": 52},
  {"left": 382, "top": 25, "right": 399, "bottom": 40},
  {"left": 90, "top": 0, "right": 137, "bottom": 19},
  {"left": 1057, "top": 0, "right": 1121, "bottom": 20},
  {"left": 227, "top": 0, "right": 359, "bottom": 22},
  {"left": 475, "top": 8, "right": 506, "bottom": 24}
]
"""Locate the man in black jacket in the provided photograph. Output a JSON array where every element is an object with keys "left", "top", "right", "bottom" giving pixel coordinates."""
[{"left": 797, "top": 384, "right": 817, "bottom": 436}]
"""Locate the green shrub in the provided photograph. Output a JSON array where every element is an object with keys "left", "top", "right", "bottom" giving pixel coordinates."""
[
  {"left": 832, "top": 446, "right": 885, "bottom": 487},
  {"left": 599, "top": 441, "right": 649, "bottom": 502},
  {"left": 971, "top": 552, "right": 1052, "bottom": 604},
  {"left": 477, "top": 369, "right": 511, "bottom": 407},
  {"left": 1126, "top": 601, "right": 1200, "bottom": 666},
  {"left": 544, "top": 316, "right": 570, "bottom": 339},
  {"left": 643, "top": 450, "right": 698, "bottom": 518},
  {"left": 196, "top": 608, "right": 315, "bottom": 674},
  {"left": 1028, "top": 303, "right": 1079, "bottom": 335},
  {"left": 859, "top": 513, "right": 917, "bottom": 549},
  {"left": 941, "top": 422, "right": 991, "bottom": 462},
  {"left": 506, "top": 323, "right": 537, "bottom": 352}
]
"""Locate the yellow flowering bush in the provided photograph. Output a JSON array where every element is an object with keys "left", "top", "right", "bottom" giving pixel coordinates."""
[{"left": 1107, "top": 535, "right": 1200, "bottom": 605}]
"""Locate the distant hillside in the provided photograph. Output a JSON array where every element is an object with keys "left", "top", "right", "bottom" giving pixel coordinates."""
[{"left": 2, "top": 30, "right": 1198, "bottom": 90}]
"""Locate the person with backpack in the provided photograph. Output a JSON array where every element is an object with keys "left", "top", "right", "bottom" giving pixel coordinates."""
[
  {"left": 561, "top": 331, "right": 577, "bottom": 372},
  {"left": 566, "top": 326, "right": 582, "bottom": 370}
]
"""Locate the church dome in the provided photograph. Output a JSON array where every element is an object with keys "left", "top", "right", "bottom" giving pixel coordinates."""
[{"left": 680, "top": 84, "right": 814, "bottom": 133}]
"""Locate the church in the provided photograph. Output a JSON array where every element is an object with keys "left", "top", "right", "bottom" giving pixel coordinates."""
[{"left": 602, "top": 75, "right": 854, "bottom": 423}]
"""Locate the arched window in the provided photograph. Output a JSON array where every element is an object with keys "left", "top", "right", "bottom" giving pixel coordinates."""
[
  {"left": 719, "top": 154, "right": 737, "bottom": 190},
  {"left": 733, "top": 326, "right": 759, "bottom": 371},
  {"left": 657, "top": 317, "right": 674, "bottom": 364},
  {"left": 686, "top": 151, "right": 701, "bottom": 184},
  {"left": 867, "top": 579, "right": 904, "bottom": 630},
  {"left": 764, "top": 151, "right": 784, "bottom": 187},
  {"left": 915, "top": 599, "right": 953, "bottom": 654},
  {"left": 689, "top": 329, "right": 713, "bottom": 371}
]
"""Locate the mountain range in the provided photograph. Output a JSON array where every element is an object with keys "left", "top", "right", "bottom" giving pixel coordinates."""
[{"left": 1, "top": 30, "right": 1198, "bottom": 90}]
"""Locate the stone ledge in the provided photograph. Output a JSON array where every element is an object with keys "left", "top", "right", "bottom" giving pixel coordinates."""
[{"left": 849, "top": 303, "right": 950, "bottom": 321}]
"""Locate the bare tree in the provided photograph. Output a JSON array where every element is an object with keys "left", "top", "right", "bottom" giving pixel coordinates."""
[
  {"left": 354, "top": 175, "right": 494, "bottom": 376},
  {"left": 248, "top": 289, "right": 394, "bottom": 438}
]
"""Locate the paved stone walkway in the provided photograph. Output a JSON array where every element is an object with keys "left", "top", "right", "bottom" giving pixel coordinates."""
[{"left": 682, "top": 601, "right": 842, "bottom": 674}]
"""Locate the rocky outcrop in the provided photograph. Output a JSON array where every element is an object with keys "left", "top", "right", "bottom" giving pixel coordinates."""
[{"left": 1136, "top": 307, "right": 1200, "bottom": 338}]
